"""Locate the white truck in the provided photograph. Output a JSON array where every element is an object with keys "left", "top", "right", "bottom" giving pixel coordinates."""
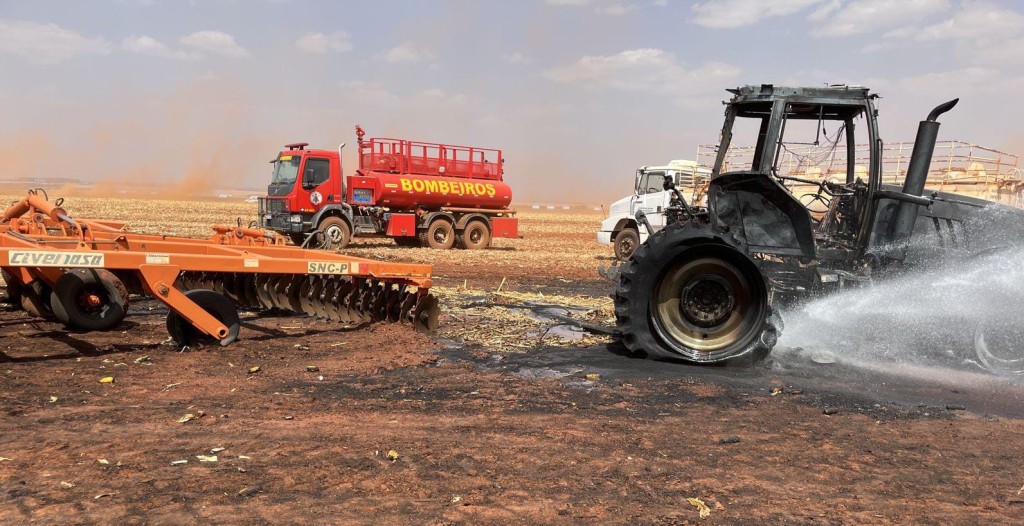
[{"left": 597, "top": 159, "right": 711, "bottom": 260}]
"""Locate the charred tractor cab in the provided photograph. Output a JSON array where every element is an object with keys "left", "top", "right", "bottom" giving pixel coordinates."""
[{"left": 614, "top": 84, "right": 1019, "bottom": 367}]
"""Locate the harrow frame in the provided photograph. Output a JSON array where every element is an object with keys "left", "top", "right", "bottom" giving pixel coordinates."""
[{"left": 0, "top": 190, "right": 437, "bottom": 345}]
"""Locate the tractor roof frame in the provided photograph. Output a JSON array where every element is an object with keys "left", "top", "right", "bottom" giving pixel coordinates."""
[{"left": 713, "top": 84, "right": 882, "bottom": 188}]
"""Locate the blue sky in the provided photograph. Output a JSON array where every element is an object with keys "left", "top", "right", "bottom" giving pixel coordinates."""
[{"left": 0, "top": 0, "right": 1021, "bottom": 203}]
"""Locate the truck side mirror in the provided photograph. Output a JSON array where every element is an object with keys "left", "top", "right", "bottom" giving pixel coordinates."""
[{"left": 302, "top": 168, "right": 316, "bottom": 189}]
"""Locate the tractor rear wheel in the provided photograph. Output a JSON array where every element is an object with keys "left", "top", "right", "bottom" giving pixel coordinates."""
[
  {"left": 166, "top": 289, "right": 240, "bottom": 348},
  {"left": 317, "top": 217, "right": 351, "bottom": 250},
  {"left": 50, "top": 269, "right": 129, "bottom": 331},
  {"left": 614, "top": 227, "right": 640, "bottom": 260},
  {"left": 614, "top": 224, "right": 778, "bottom": 365},
  {"left": 423, "top": 218, "right": 455, "bottom": 249},
  {"left": 458, "top": 220, "right": 491, "bottom": 250}
]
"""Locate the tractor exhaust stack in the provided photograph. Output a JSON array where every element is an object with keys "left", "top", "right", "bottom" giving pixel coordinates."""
[{"left": 890, "top": 98, "right": 959, "bottom": 252}]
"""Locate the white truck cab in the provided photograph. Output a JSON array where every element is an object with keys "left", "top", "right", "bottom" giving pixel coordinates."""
[{"left": 598, "top": 159, "right": 711, "bottom": 260}]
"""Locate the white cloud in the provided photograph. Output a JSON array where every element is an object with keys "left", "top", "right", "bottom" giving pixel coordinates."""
[
  {"left": 691, "top": 0, "right": 825, "bottom": 29},
  {"left": 295, "top": 31, "right": 353, "bottom": 54},
  {"left": 888, "top": 2, "right": 1024, "bottom": 42},
  {"left": 180, "top": 30, "right": 248, "bottom": 58},
  {"left": 653, "top": 0, "right": 668, "bottom": 6},
  {"left": 546, "top": 0, "right": 591, "bottom": 5},
  {"left": 874, "top": 3, "right": 1024, "bottom": 65},
  {"left": 122, "top": 35, "right": 201, "bottom": 60},
  {"left": 0, "top": 19, "right": 111, "bottom": 63},
  {"left": 338, "top": 81, "right": 400, "bottom": 106},
  {"left": 380, "top": 42, "right": 435, "bottom": 63},
  {"left": 596, "top": 3, "right": 636, "bottom": 15},
  {"left": 544, "top": 48, "right": 741, "bottom": 106},
  {"left": 810, "top": 0, "right": 951, "bottom": 38},
  {"left": 502, "top": 51, "right": 530, "bottom": 64}
]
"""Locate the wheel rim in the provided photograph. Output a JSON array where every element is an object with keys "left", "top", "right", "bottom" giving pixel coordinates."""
[
  {"left": 651, "top": 255, "right": 765, "bottom": 358},
  {"left": 76, "top": 285, "right": 113, "bottom": 318},
  {"left": 619, "top": 238, "right": 635, "bottom": 258},
  {"left": 469, "top": 226, "right": 482, "bottom": 244},
  {"left": 975, "top": 324, "right": 1024, "bottom": 374},
  {"left": 325, "top": 225, "right": 344, "bottom": 244},
  {"left": 433, "top": 225, "right": 450, "bottom": 244}
]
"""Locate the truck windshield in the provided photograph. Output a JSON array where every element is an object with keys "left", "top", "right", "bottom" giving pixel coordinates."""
[
  {"left": 271, "top": 156, "right": 301, "bottom": 185},
  {"left": 638, "top": 171, "right": 666, "bottom": 194}
]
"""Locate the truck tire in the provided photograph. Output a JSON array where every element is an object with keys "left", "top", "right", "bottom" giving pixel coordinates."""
[
  {"left": 457, "top": 220, "right": 491, "bottom": 250},
  {"left": 317, "top": 216, "right": 351, "bottom": 250},
  {"left": 614, "top": 227, "right": 640, "bottom": 260},
  {"left": 614, "top": 223, "right": 778, "bottom": 365},
  {"left": 422, "top": 218, "right": 455, "bottom": 250}
]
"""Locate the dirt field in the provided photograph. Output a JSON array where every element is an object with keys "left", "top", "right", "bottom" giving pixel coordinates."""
[{"left": 2, "top": 195, "right": 1024, "bottom": 525}]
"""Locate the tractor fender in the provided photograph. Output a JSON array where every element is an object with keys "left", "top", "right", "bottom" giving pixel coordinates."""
[
  {"left": 310, "top": 204, "right": 353, "bottom": 230},
  {"left": 455, "top": 212, "right": 490, "bottom": 231},
  {"left": 420, "top": 211, "right": 456, "bottom": 230}
]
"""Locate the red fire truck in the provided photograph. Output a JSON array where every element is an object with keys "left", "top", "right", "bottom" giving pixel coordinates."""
[{"left": 258, "top": 126, "right": 519, "bottom": 249}]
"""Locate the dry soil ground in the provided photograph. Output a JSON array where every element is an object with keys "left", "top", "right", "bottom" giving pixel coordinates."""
[{"left": 1, "top": 196, "right": 1024, "bottom": 525}]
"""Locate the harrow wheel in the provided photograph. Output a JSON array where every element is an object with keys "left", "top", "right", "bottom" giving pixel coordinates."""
[
  {"left": 50, "top": 269, "right": 129, "bottom": 331},
  {"left": 166, "top": 289, "right": 240, "bottom": 348}
]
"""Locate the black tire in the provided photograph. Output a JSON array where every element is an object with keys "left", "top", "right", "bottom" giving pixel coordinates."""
[
  {"left": 317, "top": 216, "right": 351, "bottom": 250},
  {"left": 457, "top": 220, "right": 491, "bottom": 250},
  {"left": 166, "top": 289, "right": 240, "bottom": 347},
  {"left": 423, "top": 218, "right": 455, "bottom": 250},
  {"left": 2, "top": 269, "right": 23, "bottom": 305},
  {"left": 50, "top": 269, "right": 129, "bottom": 331},
  {"left": 288, "top": 233, "right": 307, "bottom": 247},
  {"left": 614, "top": 227, "right": 640, "bottom": 260},
  {"left": 394, "top": 237, "right": 421, "bottom": 248},
  {"left": 20, "top": 280, "right": 54, "bottom": 319},
  {"left": 614, "top": 223, "right": 778, "bottom": 365}
]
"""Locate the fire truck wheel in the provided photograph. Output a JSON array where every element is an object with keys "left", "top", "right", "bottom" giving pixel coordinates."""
[
  {"left": 2, "top": 268, "right": 23, "bottom": 305},
  {"left": 166, "top": 289, "right": 240, "bottom": 348},
  {"left": 423, "top": 218, "right": 456, "bottom": 250},
  {"left": 21, "top": 280, "right": 54, "bottom": 319},
  {"left": 614, "top": 227, "right": 640, "bottom": 260},
  {"left": 458, "top": 220, "right": 491, "bottom": 250},
  {"left": 50, "top": 269, "right": 129, "bottom": 331},
  {"left": 317, "top": 217, "right": 351, "bottom": 250}
]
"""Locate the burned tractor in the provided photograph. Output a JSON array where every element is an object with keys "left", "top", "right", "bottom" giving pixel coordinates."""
[{"left": 616, "top": 84, "right": 1024, "bottom": 367}]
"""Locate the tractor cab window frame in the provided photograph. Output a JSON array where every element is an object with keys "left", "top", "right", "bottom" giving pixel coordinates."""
[{"left": 712, "top": 101, "right": 775, "bottom": 176}]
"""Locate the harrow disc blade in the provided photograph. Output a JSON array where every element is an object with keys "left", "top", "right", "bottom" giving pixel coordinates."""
[
  {"left": 310, "top": 277, "right": 329, "bottom": 318},
  {"left": 399, "top": 292, "right": 417, "bottom": 324},
  {"left": 255, "top": 274, "right": 274, "bottom": 309},
  {"left": 298, "top": 276, "right": 316, "bottom": 316},
  {"left": 412, "top": 294, "right": 440, "bottom": 334}
]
